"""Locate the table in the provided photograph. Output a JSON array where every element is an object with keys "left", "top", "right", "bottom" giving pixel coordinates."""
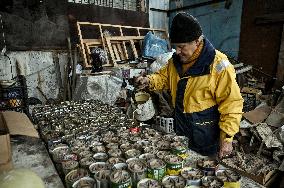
[{"left": 11, "top": 136, "right": 64, "bottom": 188}]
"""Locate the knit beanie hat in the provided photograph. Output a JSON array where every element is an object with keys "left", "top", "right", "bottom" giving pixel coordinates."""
[{"left": 170, "top": 13, "right": 202, "bottom": 43}]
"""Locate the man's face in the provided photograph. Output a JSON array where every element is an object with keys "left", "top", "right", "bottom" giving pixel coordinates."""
[{"left": 172, "top": 40, "right": 200, "bottom": 63}]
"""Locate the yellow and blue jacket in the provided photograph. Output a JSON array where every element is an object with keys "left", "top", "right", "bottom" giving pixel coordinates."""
[{"left": 148, "top": 38, "right": 243, "bottom": 155}]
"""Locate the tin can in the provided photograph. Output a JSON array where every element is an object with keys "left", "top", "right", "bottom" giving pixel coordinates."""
[
  {"left": 79, "top": 150, "right": 93, "bottom": 160},
  {"left": 137, "top": 178, "right": 161, "bottom": 188},
  {"left": 120, "top": 143, "right": 133, "bottom": 153},
  {"left": 79, "top": 157, "right": 95, "bottom": 170},
  {"left": 144, "top": 146, "right": 158, "bottom": 155},
  {"left": 171, "top": 143, "right": 188, "bottom": 159},
  {"left": 112, "top": 163, "right": 128, "bottom": 170},
  {"left": 51, "top": 146, "right": 70, "bottom": 163},
  {"left": 110, "top": 170, "right": 132, "bottom": 188},
  {"left": 139, "top": 153, "right": 156, "bottom": 163},
  {"left": 128, "top": 160, "right": 147, "bottom": 186},
  {"left": 125, "top": 149, "right": 141, "bottom": 159},
  {"left": 108, "top": 148, "right": 123, "bottom": 158},
  {"left": 65, "top": 168, "right": 89, "bottom": 188},
  {"left": 196, "top": 159, "right": 218, "bottom": 176},
  {"left": 126, "top": 158, "right": 140, "bottom": 164},
  {"left": 173, "top": 136, "right": 189, "bottom": 146},
  {"left": 215, "top": 169, "right": 241, "bottom": 188},
  {"left": 106, "top": 143, "right": 120, "bottom": 150},
  {"left": 89, "top": 162, "right": 110, "bottom": 175},
  {"left": 164, "top": 155, "right": 183, "bottom": 175},
  {"left": 92, "top": 145, "right": 106, "bottom": 153},
  {"left": 107, "top": 157, "right": 126, "bottom": 165},
  {"left": 201, "top": 176, "right": 223, "bottom": 188},
  {"left": 147, "top": 159, "right": 166, "bottom": 181},
  {"left": 93, "top": 152, "right": 109, "bottom": 162},
  {"left": 162, "top": 175, "right": 186, "bottom": 188},
  {"left": 181, "top": 167, "right": 203, "bottom": 186},
  {"left": 72, "top": 177, "right": 95, "bottom": 188},
  {"left": 95, "top": 170, "right": 111, "bottom": 188},
  {"left": 62, "top": 160, "right": 79, "bottom": 175},
  {"left": 156, "top": 151, "right": 171, "bottom": 160}
]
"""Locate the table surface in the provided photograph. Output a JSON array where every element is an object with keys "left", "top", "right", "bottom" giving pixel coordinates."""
[
  {"left": 11, "top": 136, "right": 64, "bottom": 188},
  {"left": 10, "top": 136, "right": 265, "bottom": 188}
]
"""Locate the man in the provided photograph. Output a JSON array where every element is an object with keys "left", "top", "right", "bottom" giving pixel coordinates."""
[{"left": 136, "top": 13, "right": 243, "bottom": 157}]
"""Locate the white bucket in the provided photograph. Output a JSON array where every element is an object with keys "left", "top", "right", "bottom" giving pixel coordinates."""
[{"left": 132, "top": 92, "right": 155, "bottom": 122}]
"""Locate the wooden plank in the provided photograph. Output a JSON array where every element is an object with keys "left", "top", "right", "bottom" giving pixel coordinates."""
[
  {"left": 85, "top": 43, "right": 92, "bottom": 66},
  {"left": 99, "top": 24, "right": 112, "bottom": 66},
  {"left": 77, "top": 21, "right": 167, "bottom": 67},
  {"left": 82, "top": 70, "right": 112, "bottom": 76},
  {"left": 82, "top": 39, "right": 102, "bottom": 44},
  {"left": 112, "top": 44, "right": 120, "bottom": 61},
  {"left": 77, "top": 21, "right": 167, "bottom": 33},
  {"left": 119, "top": 27, "right": 123, "bottom": 36},
  {"left": 98, "top": 24, "right": 106, "bottom": 50},
  {"left": 130, "top": 39, "right": 138, "bottom": 58},
  {"left": 116, "top": 44, "right": 125, "bottom": 60},
  {"left": 105, "top": 36, "right": 144, "bottom": 41},
  {"left": 85, "top": 43, "right": 91, "bottom": 54},
  {"left": 77, "top": 22, "right": 88, "bottom": 67},
  {"left": 122, "top": 42, "right": 129, "bottom": 60},
  {"left": 72, "top": 46, "right": 78, "bottom": 99},
  {"left": 119, "top": 27, "right": 128, "bottom": 60},
  {"left": 105, "top": 37, "right": 116, "bottom": 65}
]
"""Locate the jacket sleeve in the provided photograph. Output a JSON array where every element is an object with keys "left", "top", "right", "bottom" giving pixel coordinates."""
[
  {"left": 214, "top": 61, "right": 244, "bottom": 142},
  {"left": 147, "top": 62, "right": 170, "bottom": 91}
]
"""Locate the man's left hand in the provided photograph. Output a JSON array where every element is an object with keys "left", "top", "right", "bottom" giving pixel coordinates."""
[{"left": 219, "top": 140, "right": 233, "bottom": 159}]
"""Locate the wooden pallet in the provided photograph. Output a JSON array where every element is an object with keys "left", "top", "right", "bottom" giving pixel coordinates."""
[
  {"left": 76, "top": 21, "right": 168, "bottom": 67},
  {"left": 105, "top": 36, "right": 144, "bottom": 65}
]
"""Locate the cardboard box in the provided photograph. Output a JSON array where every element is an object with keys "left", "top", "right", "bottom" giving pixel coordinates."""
[
  {"left": 0, "top": 111, "right": 39, "bottom": 172},
  {"left": 220, "top": 162, "right": 278, "bottom": 186}
]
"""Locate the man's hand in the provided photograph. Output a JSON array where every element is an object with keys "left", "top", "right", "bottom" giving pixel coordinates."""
[
  {"left": 134, "top": 76, "right": 150, "bottom": 90},
  {"left": 219, "top": 140, "right": 233, "bottom": 159}
]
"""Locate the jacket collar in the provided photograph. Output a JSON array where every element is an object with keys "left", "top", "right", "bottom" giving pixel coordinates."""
[{"left": 173, "top": 38, "right": 216, "bottom": 77}]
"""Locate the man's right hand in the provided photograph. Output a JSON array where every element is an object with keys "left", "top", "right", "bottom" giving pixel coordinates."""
[{"left": 135, "top": 76, "right": 150, "bottom": 90}]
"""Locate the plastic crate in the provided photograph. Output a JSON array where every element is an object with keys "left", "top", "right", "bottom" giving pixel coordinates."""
[{"left": 157, "top": 116, "right": 174, "bottom": 133}]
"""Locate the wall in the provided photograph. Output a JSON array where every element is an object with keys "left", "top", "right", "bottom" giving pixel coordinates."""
[
  {"left": 0, "top": 0, "right": 150, "bottom": 104},
  {"left": 0, "top": 0, "right": 69, "bottom": 50},
  {"left": 238, "top": 0, "right": 284, "bottom": 78},
  {"left": 149, "top": 0, "right": 169, "bottom": 30},
  {"left": 0, "top": 51, "right": 68, "bottom": 103},
  {"left": 169, "top": 0, "right": 243, "bottom": 58},
  {"left": 275, "top": 25, "right": 284, "bottom": 87},
  {"left": 68, "top": 3, "right": 149, "bottom": 44}
]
